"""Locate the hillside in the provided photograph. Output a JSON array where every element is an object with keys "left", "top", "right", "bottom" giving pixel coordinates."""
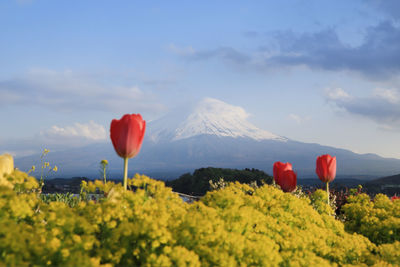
[
  {"left": 364, "top": 173, "right": 400, "bottom": 195},
  {"left": 165, "top": 167, "right": 273, "bottom": 195}
]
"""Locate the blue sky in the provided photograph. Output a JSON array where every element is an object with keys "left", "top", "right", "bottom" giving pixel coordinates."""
[{"left": 2, "top": 0, "right": 400, "bottom": 159}]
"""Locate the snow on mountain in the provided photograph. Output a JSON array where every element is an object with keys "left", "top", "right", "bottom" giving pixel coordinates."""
[{"left": 148, "top": 98, "right": 286, "bottom": 143}]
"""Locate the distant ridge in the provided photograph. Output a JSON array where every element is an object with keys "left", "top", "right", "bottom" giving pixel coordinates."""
[
  {"left": 364, "top": 173, "right": 400, "bottom": 195},
  {"left": 367, "top": 174, "right": 400, "bottom": 185},
  {"left": 14, "top": 98, "right": 400, "bottom": 179}
]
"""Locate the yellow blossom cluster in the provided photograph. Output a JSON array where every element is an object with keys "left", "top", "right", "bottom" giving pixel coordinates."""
[
  {"left": 342, "top": 193, "right": 400, "bottom": 246},
  {"left": 0, "top": 170, "right": 399, "bottom": 266}
]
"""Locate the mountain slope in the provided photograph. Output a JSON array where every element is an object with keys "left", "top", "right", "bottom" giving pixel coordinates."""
[
  {"left": 14, "top": 98, "right": 400, "bottom": 179},
  {"left": 148, "top": 98, "right": 286, "bottom": 143}
]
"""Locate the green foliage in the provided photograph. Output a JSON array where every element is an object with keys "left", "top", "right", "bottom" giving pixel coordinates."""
[
  {"left": 0, "top": 170, "right": 399, "bottom": 266},
  {"left": 341, "top": 193, "right": 400, "bottom": 245},
  {"left": 166, "top": 167, "right": 273, "bottom": 195},
  {"left": 40, "top": 192, "right": 80, "bottom": 208}
]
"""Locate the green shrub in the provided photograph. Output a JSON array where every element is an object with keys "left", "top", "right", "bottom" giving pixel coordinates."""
[
  {"left": 40, "top": 192, "right": 81, "bottom": 207},
  {"left": 166, "top": 167, "right": 272, "bottom": 195}
]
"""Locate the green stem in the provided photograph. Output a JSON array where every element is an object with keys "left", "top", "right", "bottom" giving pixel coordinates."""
[
  {"left": 123, "top": 157, "right": 128, "bottom": 190},
  {"left": 326, "top": 182, "right": 330, "bottom": 206},
  {"left": 103, "top": 166, "right": 107, "bottom": 184}
]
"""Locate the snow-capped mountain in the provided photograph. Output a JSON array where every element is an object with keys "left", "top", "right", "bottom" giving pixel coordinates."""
[
  {"left": 148, "top": 98, "right": 286, "bottom": 143},
  {"left": 14, "top": 98, "right": 400, "bottom": 179}
]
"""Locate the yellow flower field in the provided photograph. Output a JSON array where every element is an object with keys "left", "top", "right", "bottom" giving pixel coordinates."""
[{"left": 0, "top": 170, "right": 399, "bottom": 266}]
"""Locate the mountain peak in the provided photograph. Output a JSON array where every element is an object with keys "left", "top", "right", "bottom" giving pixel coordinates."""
[{"left": 148, "top": 98, "right": 286, "bottom": 142}]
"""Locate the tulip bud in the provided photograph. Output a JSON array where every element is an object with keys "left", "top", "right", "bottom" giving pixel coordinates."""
[
  {"left": 316, "top": 154, "right": 336, "bottom": 183},
  {"left": 110, "top": 114, "right": 146, "bottom": 159}
]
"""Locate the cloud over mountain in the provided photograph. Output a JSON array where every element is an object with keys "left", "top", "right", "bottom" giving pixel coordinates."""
[{"left": 148, "top": 98, "right": 286, "bottom": 143}]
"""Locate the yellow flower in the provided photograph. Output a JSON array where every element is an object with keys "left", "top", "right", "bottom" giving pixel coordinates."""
[
  {"left": 61, "top": 248, "right": 70, "bottom": 258},
  {"left": 53, "top": 166, "right": 58, "bottom": 172},
  {"left": 0, "top": 153, "right": 14, "bottom": 180},
  {"left": 49, "top": 238, "right": 61, "bottom": 251}
]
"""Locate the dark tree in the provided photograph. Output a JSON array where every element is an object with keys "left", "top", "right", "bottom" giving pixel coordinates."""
[{"left": 166, "top": 167, "right": 273, "bottom": 195}]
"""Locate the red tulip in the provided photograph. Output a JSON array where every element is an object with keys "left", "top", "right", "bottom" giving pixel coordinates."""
[
  {"left": 316, "top": 154, "right": 336, "bottom": 183},
  {"left": 273, "top": 161, "right": 293, "bottom": 184},
  {"left": 110, "top": 114, "right": 146, "bottom": 190},
  {"left": 110, "top": 114, "right": 146, "bottom": 159},
  {"left": 316, "top": 154, "right": 336, "bottom": 206},
  {"left": 273, "top": 162, "right": 296, "bottom": 192},
  {"left": 278, "top": 170, "right": 297, "bottom": 192},
  {"left": 392, "top": 196, "right": 400, "bottom": 201}
]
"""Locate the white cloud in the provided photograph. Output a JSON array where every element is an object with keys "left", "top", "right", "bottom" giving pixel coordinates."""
[
  {"left": 288, "top": 113, "right": 311, "bottom": 124},
  {"left": 168, "top": 44, "right": 196, "bottom": 56},
  {"left": 326, "top": 88, "right": 351, "bottom": 100},
  {"left": 289, "top": 114, "right": 302, "bottom": 124},
  {"left": 327, "top": 87, "right": 400, "bottom": 130},
  {"left": 377, "top": 124, "right": 395, "bottom": 132},
  {"left": 0, "top": 69, "right": 166, "bottom": 114},
  {"left": 0, "top": 121, "right": 109, "bottom": 158},
  {"left": 43, "top": 121, "right": 107, "bottom": 141},
  {"left": 373, "top": 88, "right": 400, "bottom": 103},
  {"left": 0, "top": 149, "right": 36, "bottom": 158}
]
